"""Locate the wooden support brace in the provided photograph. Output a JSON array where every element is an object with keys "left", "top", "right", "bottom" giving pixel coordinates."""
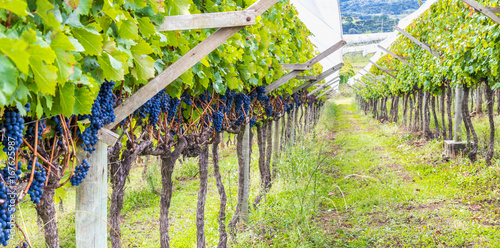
[
  {"left": 377, "top": 45, "right": 415, "bottom": 68},
  {"left": 293, "top": 63, "right": 343, "bottom": 93},
  {"left": 307, "top": 78, "right": 339, "bottom": 97},
  {"left": 487, "top": 7, "right": 500, "bottom": 13},
  {"left": 97, "top": 128, "right": 120, "bottom": 146},
  {"left": 265, "top": 70, "right": 304, "bottom": 94},
  {"left": 265, "top": 40, "right": 346, "bottom": 94},
  {"left": 159, "top": 10, "right": 256, "bottom": 31},
  {"left": 362, "top": 69, "right": 383, "bottom": 82},
  {"left": 394, "top": 26, "right": 440, "bottom": 58},
  {"left": 319, "top": 85, "right": 339, "bottom": 98},
  {"left": 281, "top": 64, "right": 311, "bottom": 70},
  {"left": 103, "top": 0, "right": 278, "bottom": 135},
  {"left": 296, "top": 76, "right": 318, "bottom": 80},
  {"left": 463, "top": 0, "right": 500, "bottom": 24},
  {"left": 369, "top": 61, "right": 397, "bottom": 80}
]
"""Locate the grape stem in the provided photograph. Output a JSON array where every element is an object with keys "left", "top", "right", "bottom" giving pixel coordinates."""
[
  {"left": 24, "top": 121, "right": 39, "bottom": 195},
  {"left": 14, "top": 222, "right": 33, "bottom": 248}
]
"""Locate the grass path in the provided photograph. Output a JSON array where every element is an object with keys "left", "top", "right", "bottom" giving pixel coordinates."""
[{"left": 326, "top": 98, "right": 500, "bottom": 247}]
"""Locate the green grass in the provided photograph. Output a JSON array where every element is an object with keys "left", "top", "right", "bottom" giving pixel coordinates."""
[{"left": 10, "top": 98, "right": 500, "bottom": 247}]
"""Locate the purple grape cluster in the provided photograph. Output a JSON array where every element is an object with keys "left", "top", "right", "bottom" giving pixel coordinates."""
[
  {"left": 0, "top": 182, "right": 15, "bottom": 246},
  {"left": 79, "top": 80, "right": 116, "bottom": 153},
  {"left": 70, "top": 159, "right": 90, "bottom": 186},
  {"left": 26, "top": 159, "right": 47, "bottom": 204},
  {"left": 213, "top": 110, "right": 224, "bottom": 132},
  {"left": 1, "top": 109, "right": 25, "bottom": 154}
]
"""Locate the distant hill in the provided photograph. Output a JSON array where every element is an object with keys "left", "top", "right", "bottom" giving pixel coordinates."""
[
  {"left": 340, "top": 0, "right": 422, "bottom": 34},
  {"left": 340, "top": 0, "right": 421, "bottom": 17}
]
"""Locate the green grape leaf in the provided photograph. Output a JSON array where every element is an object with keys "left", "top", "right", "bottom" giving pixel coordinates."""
[
  {"left": 213, "top": 72, "right": 224, "bottom": 94},
  {"left": 74, "top": 87, "right": 93, "bottom": 115},
  {"left": 36, "top": 0, "right": 61, "bottom": 29},
  {"left": 36, "top": 99, "right": 43, "bottom": 118},
  {"left": 0, "top": 56, "right": 19, "bottom": 106},
  {"left": 54, "top": 50, "right": 76, "bottom": 84},
  {"left": 118, "top": 19, "right": 139, "bottom": 40},
  {"left": 98, "top": 52, "right": 125, "bottom": 81},
  {"left": 226, "top": 77, "right": 239, "bottom": 90},
  {"left": 30, "top": 44, "right": 56, "bottom": 64},
  {"left": 51, "top": 32, "right": 76, "bottom": 51},
  {"left": 72, "top": 28, "right": 103, "bottom": 56},
  {"left": 58, "top": 83, "right": 75, "bottom": 116},
  {"left": 137, "top": 17, "right": 156, "bottom": 38},
  {"left": 0, "top": 0, "right": 28, "bottom": 17},
  {"left": 29, "top": 56, "right": 58, "bottom": 95},
  {"left": 132, "top": 54, "right": 155, "bottom": 81},
  {"left": 0, "top": 37, "right": 30, "bottom": 74},
  {"left": 166, "top": 0, "right": 191, "bottom": 16},
  {"left": 131, "top": 41, "right": 155, "bottom": 80},
  {"left": 75, "top": 0, "right": 91, "bottom": 15},
  {"left": 147, "top": 0, "right": 165, "bottom": 13}
]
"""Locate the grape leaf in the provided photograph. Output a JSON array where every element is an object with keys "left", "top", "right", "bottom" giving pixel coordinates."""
[
  {"left": 54, "top": 50, "right": 76, "bottom": 84},
  {"left": 0, "top": 0, "right": 28, "bottom": 17},
  {"left": 131, "top": 54, "right": 155, "bottom": 81},
  {"left": 98, "top": 52, "right": 125, "bottom": 81},
  {"left": 0, "top": 37, "right": 30, "bottom": 74},
  {"left": 0, "top": 56, "right": 19, "bottom": 106},
  {"left": 30, "top": 44, "right": 57, "bottom": 64},
  {"left": 36, "top": 0, "right": 61, "bottom": 29},
  {"left": 72, "top": 28, "right": 103, "bottom": 55},
  {"left": 166, "top": 0, "right": 191, "bottom": 16},
  {"left": 73, "top": 87, "right": 93, "bottom": 115},
  {"left": 51, "top": 32, "right": 76, "bottom": 51},
  {"left": 58, "top": 83, "right": 75, "bottom": 116},
  {"left": 75, "top": 0, "right": 91, "bottom": 15},
  {"left": 118, "top": 19, "right": 139, "bottom": 40},
  {"left": 29, "top": 56, "right": 58, "bottom": 95},
  {"left": 137, "top": 17, "right": 156, "bottom": 38}
]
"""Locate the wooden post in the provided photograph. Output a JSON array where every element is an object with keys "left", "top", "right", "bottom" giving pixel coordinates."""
[
  {"left": 76, "top": 141, "right": 108, "bottom": 248},
  {"left": 454, "top": 87, "right": 464, "bottom": 141},
  {"left": 241, "top": 124, "right": 250, "bottom": 222},
  {"left": 394, "top": 26, "right": 440, "bottom": 58}
]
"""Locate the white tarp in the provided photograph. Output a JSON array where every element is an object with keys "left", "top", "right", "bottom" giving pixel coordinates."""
[
  {"left": 290, "top": 0, "right": 344, "bottom": 93},
  {"left": 348, "top": 0, "right": 438, "bottom": 86}
]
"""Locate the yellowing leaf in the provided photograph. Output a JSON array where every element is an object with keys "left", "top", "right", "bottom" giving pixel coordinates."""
[
  {"left": 0, "top": 0, "right": 28, "bottom": 17},
  {"left": 29, "top": 56, "right": 58, "bottom": 95},
  {"left": 118, "top": 19, "right": 139, "bottom": 40},
  {"left": 0, "top": 37, "right": 30, "bottom": 74},
  {"left": 72, "top": 28, "right": 103, "bottom": 55}
]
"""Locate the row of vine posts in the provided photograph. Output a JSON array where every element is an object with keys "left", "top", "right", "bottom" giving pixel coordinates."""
[
  {"left": 354, "top": 0, "right": 500, "bottom": 166},
  {"left": 70, "top": 0, "right": 344, "bottom": 247}
]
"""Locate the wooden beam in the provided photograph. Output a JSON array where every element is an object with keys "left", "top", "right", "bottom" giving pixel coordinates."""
[
  {"left": 265, "top": 70, "right": 304, "bottom": 94},
  {"left": 486, "top": 7, "right": 500, "bottom": 13},
  {"left": 305, "top": 40, "right": 347, "bottom": 66},
  {"left": 159, "top": 10, "right": 256, "bottom": 31},
  {"left": 362, "top": 69, "right": 383, "bottom": 82},
  {"left": 369, "top": 61, "right": 397, "bottom": 80},
  {"left": 293, "top": 63, "right": 343, "bottom": 93},
  {"left": 318, "top": 85, "right": 339, "bottom": 98},
  {"left": 463, "top": 0, "right": 500, "bottom": 24},
  {"left": 394, "top": 26, "right": 440, "bottom": 58},
  {"left": 281, "top": 63, "right": 311, "bottom": 70},
  {"left": 264, "top": 40, "right": 346, "bottom": 94},
  {"left": 97, "top": 128, "right": 120, "bottom": 146},
  {"left": 377, "top": 45, "right": 415, "bottom": 68},
  {"left": 105, "top": 0, "right": 278, "bottom": 131},
  {"left": 307, "top": 78, "right": 339, "bottom": 97},
  {"left": 296, "top": 76, "right": 318, "bottom": 80}
]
